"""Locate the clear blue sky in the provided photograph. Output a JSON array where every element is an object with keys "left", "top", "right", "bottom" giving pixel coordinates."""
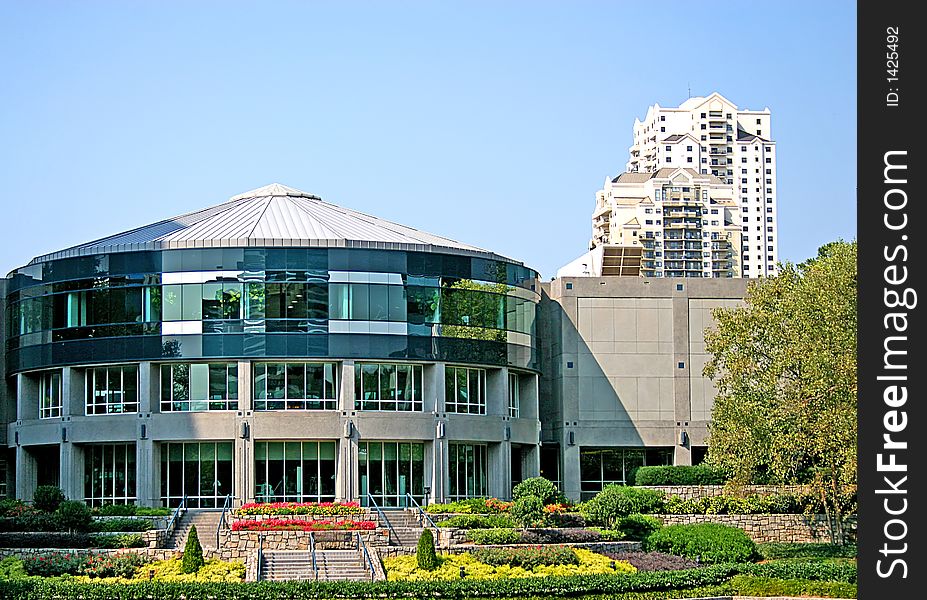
[{"left": 0, "top": 1, "right": 856, "bottom": 279}]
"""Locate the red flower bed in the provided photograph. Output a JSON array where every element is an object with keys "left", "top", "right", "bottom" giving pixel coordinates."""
[
  {"left": 236, "top": 501, "right": 362, "bottom": 516},
  {"left": 231, "top": 518, "right": 376, "bottom": 532}
]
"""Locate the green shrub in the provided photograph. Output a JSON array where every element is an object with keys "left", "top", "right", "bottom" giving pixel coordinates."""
[
  {"left": 90, "top": 533, "right": 145, "bottom": 548},
  {"left": 616, "top": 513, "right": 662, "bottom": 541},
  {"left": 0, "top": 561, "right": 858, "bottom": 599},
  {"left": 56, "top": 501, "right": 92, "bottom": 533},
  {"left": 757, "top": 542, "right": 857, "bottom": 560},
  {"left": 0, "top": 557, "right": 29, "bottom": 581},
  {"left": 472, "top": 546, "right": 578, "bottom": 569},
  {"left": 416, "top": 529, "right": 438, "bottom": 571},
  {"left": 727, "top": 574, "right": 857, "bottom": 598},
  {"left": 511, "top": 496, "right": 546, "bottom": 528},
  {"left": 633, "top": 465, "right": 727, "bottom": 486},
  {"left": 135, "top": 506, "right": 173, "bottom": 516},
  {"left": 645, "top": 523, "right": 757, "bottom": 564},
  {"left": 467, "top": 528, "right": 522, "bottom": 544},
  {"left": 181, "top": 525, "right": 205, "bottom": 573},
  {"left": 436, "top": 514, "right": 516, "bottom": 529},
  {"left": 585, "top": 527, "right": 625, "bottom": 541},
  {"left": 32, "top": 486, "right": 66, "bottom": 513},
  {"left": 511, "top": 477, "right": 566, "bottom": 505},
  {"left": 92, "top": 504, "right": 137, "bottom": 516},
  {"left": 89, "top": 517, "right": 153, "bottom": 532},
  {"left": 0, "top": 499, "right": 27, "bottom": 518},
  {"left": 581, "top": 485, "right": 665, "bottom": 528},
  {"left": 425, "top": 498, "right": 496, "bottom": 514},
  {"left": 661, "top": 493, "right": 808, "bottom": 515}
]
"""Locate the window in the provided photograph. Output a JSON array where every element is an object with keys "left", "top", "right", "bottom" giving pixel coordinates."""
[
  {"left": 741, "top": 157, "right": 747, "bottom": 163},
  {"left": 742, "top": 217, "right": 749, "bottom": 223},
  {"left": 86, "top": 366, "right": 138, "bottom": 415},
  {"left": 767, "top": 217, "right": 773, "bottom": 222},
  {"left": 644, "top": 208, "right": 653, "bottom": 214},
  {"left": 767, "top": 227, "right": 774, "bottom": 232},
  {"left": 40, "top": 371, "right": 62, "bottom": 419},
  {"left": 645, "top": 220, "right": 653, "bottom": 225},
  {"left": 161, "top": 442, "right": 234, "bottom": 508},
  {"left": 329, "top": 283, "right": 406, "bottom": 322},
  {"left": 253, "top": 362, "right": 337, "bottom": 410},
  {"left": 768, "top": 236, "right": 774, "bottom": 241},
  {"left": 767, "top": 188, "right": 773, "bottom": 194},
  {"left": 445, "top": 366, "right": 487, "bottom": 414},
  {"left": 660, "top": 115, "right": 665, "bottom": 121},
  {"left": 700, "top": 135, "right": 706, "bottom": 141},
  {"left": 756, "top": 118, "right": 762, "bottom": 124},
  {"left": 355, "top": 363, "right": 423, "bottom": 411},
  {"left": 254, "top": 441, "right": 336, "bottom": 503},
  {"left": 448, "top": 443, "right": 488, "bottom": 499},
  {"left": 765, "top": 168, "right": 772, "bottom": 174},
  {"left": 660, "top": 126, "right": 665, "bottom": 132},
  {"left": 768, "top": 255, "right": 774, "bottom": 261},
  {"left": 84, "top": 443, "right": 136, "bottom": 506},
  {"left": 665, "top": 156, "right": 671, "bottom": 163},
  {"left": 701, "top": 112, "right": 706, "bottom": 118},
  {"left": 161, "top": 363, "right": 238, "bottom": 412},
  {"left": 765, "top": 146, "right": 772, "bottom": 152},
  {"left": 579, "top": 447, "right": 672, "bottom": 499},
  {"left": 687, "top": 157, "right": 692, "bottom": 163},
  {"left": 767, "top": 246, "right": 774, "bottom": 251},
  {"left": 508, "top": 373, "right": 520, "bottom": 418},
  {"left": 686, "top": 145, "right": 692, "bottom": 151},
  {"left": 358, "top": 441, "right": 425, "bottom": 507}
]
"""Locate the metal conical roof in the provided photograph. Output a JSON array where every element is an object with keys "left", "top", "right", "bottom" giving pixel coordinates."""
[{"left": 30, "top": 183, "right": 519, "bottom": 265}]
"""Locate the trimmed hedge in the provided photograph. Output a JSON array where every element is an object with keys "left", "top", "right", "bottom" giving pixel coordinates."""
[
  {"left": 0, "top": 532, "right": 143, "bottom": 548},
  {"left": 633, "top": 465, "right": 726, "bottom": 486},
  {"left": 758, "top": 542, "right": 858, "bottom": 560},
  {"left": 661, "top": 493, "right": 815, "bottom": 515},
  {"left": 467, "top": 528, "right": 522, "bottom": 545},
  {"left": 89, "top": 518, "right": 153, "bottom": 532},
  {"left": 728, "top": 574, "right": 856, "bottom": 598},
  {"left": 580, "top": 486, "right": 665, "bottom": 528},
  {"left": 644, "top": 523, "right": 757, "bottom": 564},
  {"left": 436, "top": 514, "right": 516, "bottom": 529},
  {"left": 0, "top": 561, "right": 856, "bottom": 598}
]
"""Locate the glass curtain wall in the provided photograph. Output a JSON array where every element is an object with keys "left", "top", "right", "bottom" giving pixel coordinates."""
[
  {"left": 253, "top": 363, "right": 337, "bottom": 410},
  {"left": 83, "top": 443, "right": 136, "bottom": 506},
  {"left": 355, "top": 364, "right": 423, "bottom": 411},
  {"left": 358, "top": 441, "right": 425, "bottom": 507},
  {"left": 448, "top": 443, "right": 488, "bottom": 499},
  {"left": 579, "top": 447, "right": 674, "bottom": 499},
  {"left": 253, "top": 441, "right": 336, "bottom": 502},
  {"left": 160, "top": 442, "right": 234, "bottom": 508},
  {"left": 40, "top": 371, "right": 63, "bottom": 419},
  {"left": 85, "top": 366, "right": 138, "bottom": 415},
  {"left": 160, "top": 363, "right": 238, "bottom": 411}
]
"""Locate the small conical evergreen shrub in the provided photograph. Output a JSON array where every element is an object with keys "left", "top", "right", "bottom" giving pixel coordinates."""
[
  {"left": 416, "top": 528, "right": 438, "bottom": 570},
  {"left": 182, "top": 525, "right": 205, "bottom": 573}
]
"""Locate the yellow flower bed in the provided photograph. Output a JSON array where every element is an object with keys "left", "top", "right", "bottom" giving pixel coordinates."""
[
  {"left": 66, "top": 558, "right": 246, "bottom": 583},
  {"left": 384, "top": 548, "right": 635, "bottom": 581}
]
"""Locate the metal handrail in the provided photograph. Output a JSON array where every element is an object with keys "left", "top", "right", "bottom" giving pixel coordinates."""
[
  {"left": 366, "top": 494, "right": 398, "bottom": 545},
  {"left": 309, "top": 531, "right": 319, "bottom": 580},
  {"left": 406, "top": 493, "right": 438, "bottom": 530},
  {"left": 165, "top": 495, "right": 187, "bottom": 541},
  {"left": 216, "top": 494, "right": 232, "bottom": 549},
  {"left": 256, "top": 532, "right": 265, "bottom": 582},
  {"left": 357, "top": 531, "right": 376, "bottom": 582}
]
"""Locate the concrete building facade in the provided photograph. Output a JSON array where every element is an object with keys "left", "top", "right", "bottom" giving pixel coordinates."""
[
  {"left": 538, "top": 277, "right": 747, "bottom": 500},
  {"left": 1, "top": 183, "right": 748, "bottom": 505}
]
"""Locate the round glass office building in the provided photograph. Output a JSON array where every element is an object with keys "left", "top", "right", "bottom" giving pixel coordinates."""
[{"left": 5, "top": 183, "right": 540, "bottom": 507}]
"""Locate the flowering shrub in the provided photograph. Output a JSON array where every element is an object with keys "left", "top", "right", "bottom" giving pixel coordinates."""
[
  {"left": 384, "top": 548, "right": 635, "bottom": 581},
  {"left": 21, "top": 552, "right": 148, "bottom": 578},
  {"left": 236, "top": 501, "right": 362, "bottom": 516},
  {"left": 425, "top": 498, "right": 512, "bottom": 514},
  {"left": 543, "top": 503, "right": 570, "bottom": 514},
  {"left": 230, "top": 518, "right": 376, "bottom": 532}
]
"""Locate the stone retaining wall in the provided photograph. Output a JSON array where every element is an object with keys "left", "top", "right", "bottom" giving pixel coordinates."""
[
  {"left": 216, "top": 529, "right": 388, "bottom": 562},
  {"left": 655, "top": 514, "right": 857, "bottom": 543}
]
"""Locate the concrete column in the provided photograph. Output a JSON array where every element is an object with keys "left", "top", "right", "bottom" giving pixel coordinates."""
[
  {"left": 337, "top": 362, "right": 358, "bottom": 503},
  {"left": 431, "top": 436, "right": 448, "bottom": 504},
  {"left": 488, "top": 441, "right": 512, "bottom": 500},
  {"left": 135, "top": 438, "right": 156, "bottom": 507},
  {"left": 138, "top": 362, "right": 154, "bottom": 414},
  {"left": 561, "top": 432, "right": 581, "bottom": 502},
  {"left": 59, "top": 442, "right": 84, "bottom": 501},
  {"left": 487, "top": 367, "right": 507, "bottom": 417},
  {"left": 339, "top": 361, "right": 355, "bottom": 412},
  {"left": 431, "top": 364, "right": 446, "bottom": 414},
  {"left": 235, "top": 360, "right": 254, "bottom": 506},
  {"left": 17, "top": 374, "right": 38, "bottom": 422},
  {"left": 15, "top": 446, "right": 37, "bottom": 501},
  {"left": 337, "top": 434, "right": 359, "bottom": 503},
  {"left": 62, "top": 367, "right": 84, "bottom": 418}
]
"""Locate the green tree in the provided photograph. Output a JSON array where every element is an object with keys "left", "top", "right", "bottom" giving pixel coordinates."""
[
  {"left": 416, "top": 528, "right": 439, "bottom": 571},
  {"left": 181, "top": 525, "right": 205, "bottom": 573},
  {"left": 511, "top": 496, "right": 546, "bottom": 529},
  {"left": 704, "top": 240, "right": 857, "bottom": 543}
]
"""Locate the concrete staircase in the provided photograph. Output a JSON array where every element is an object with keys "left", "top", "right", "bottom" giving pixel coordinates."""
[
  {"left": 260, "top": 549, "right": 372, "bottom": 581},
  {"left": 165, "top": 509, "right": 224, "bottom": 550},
  {"left": 374, "top": 509, "right": 428, "bottom": 546}
]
